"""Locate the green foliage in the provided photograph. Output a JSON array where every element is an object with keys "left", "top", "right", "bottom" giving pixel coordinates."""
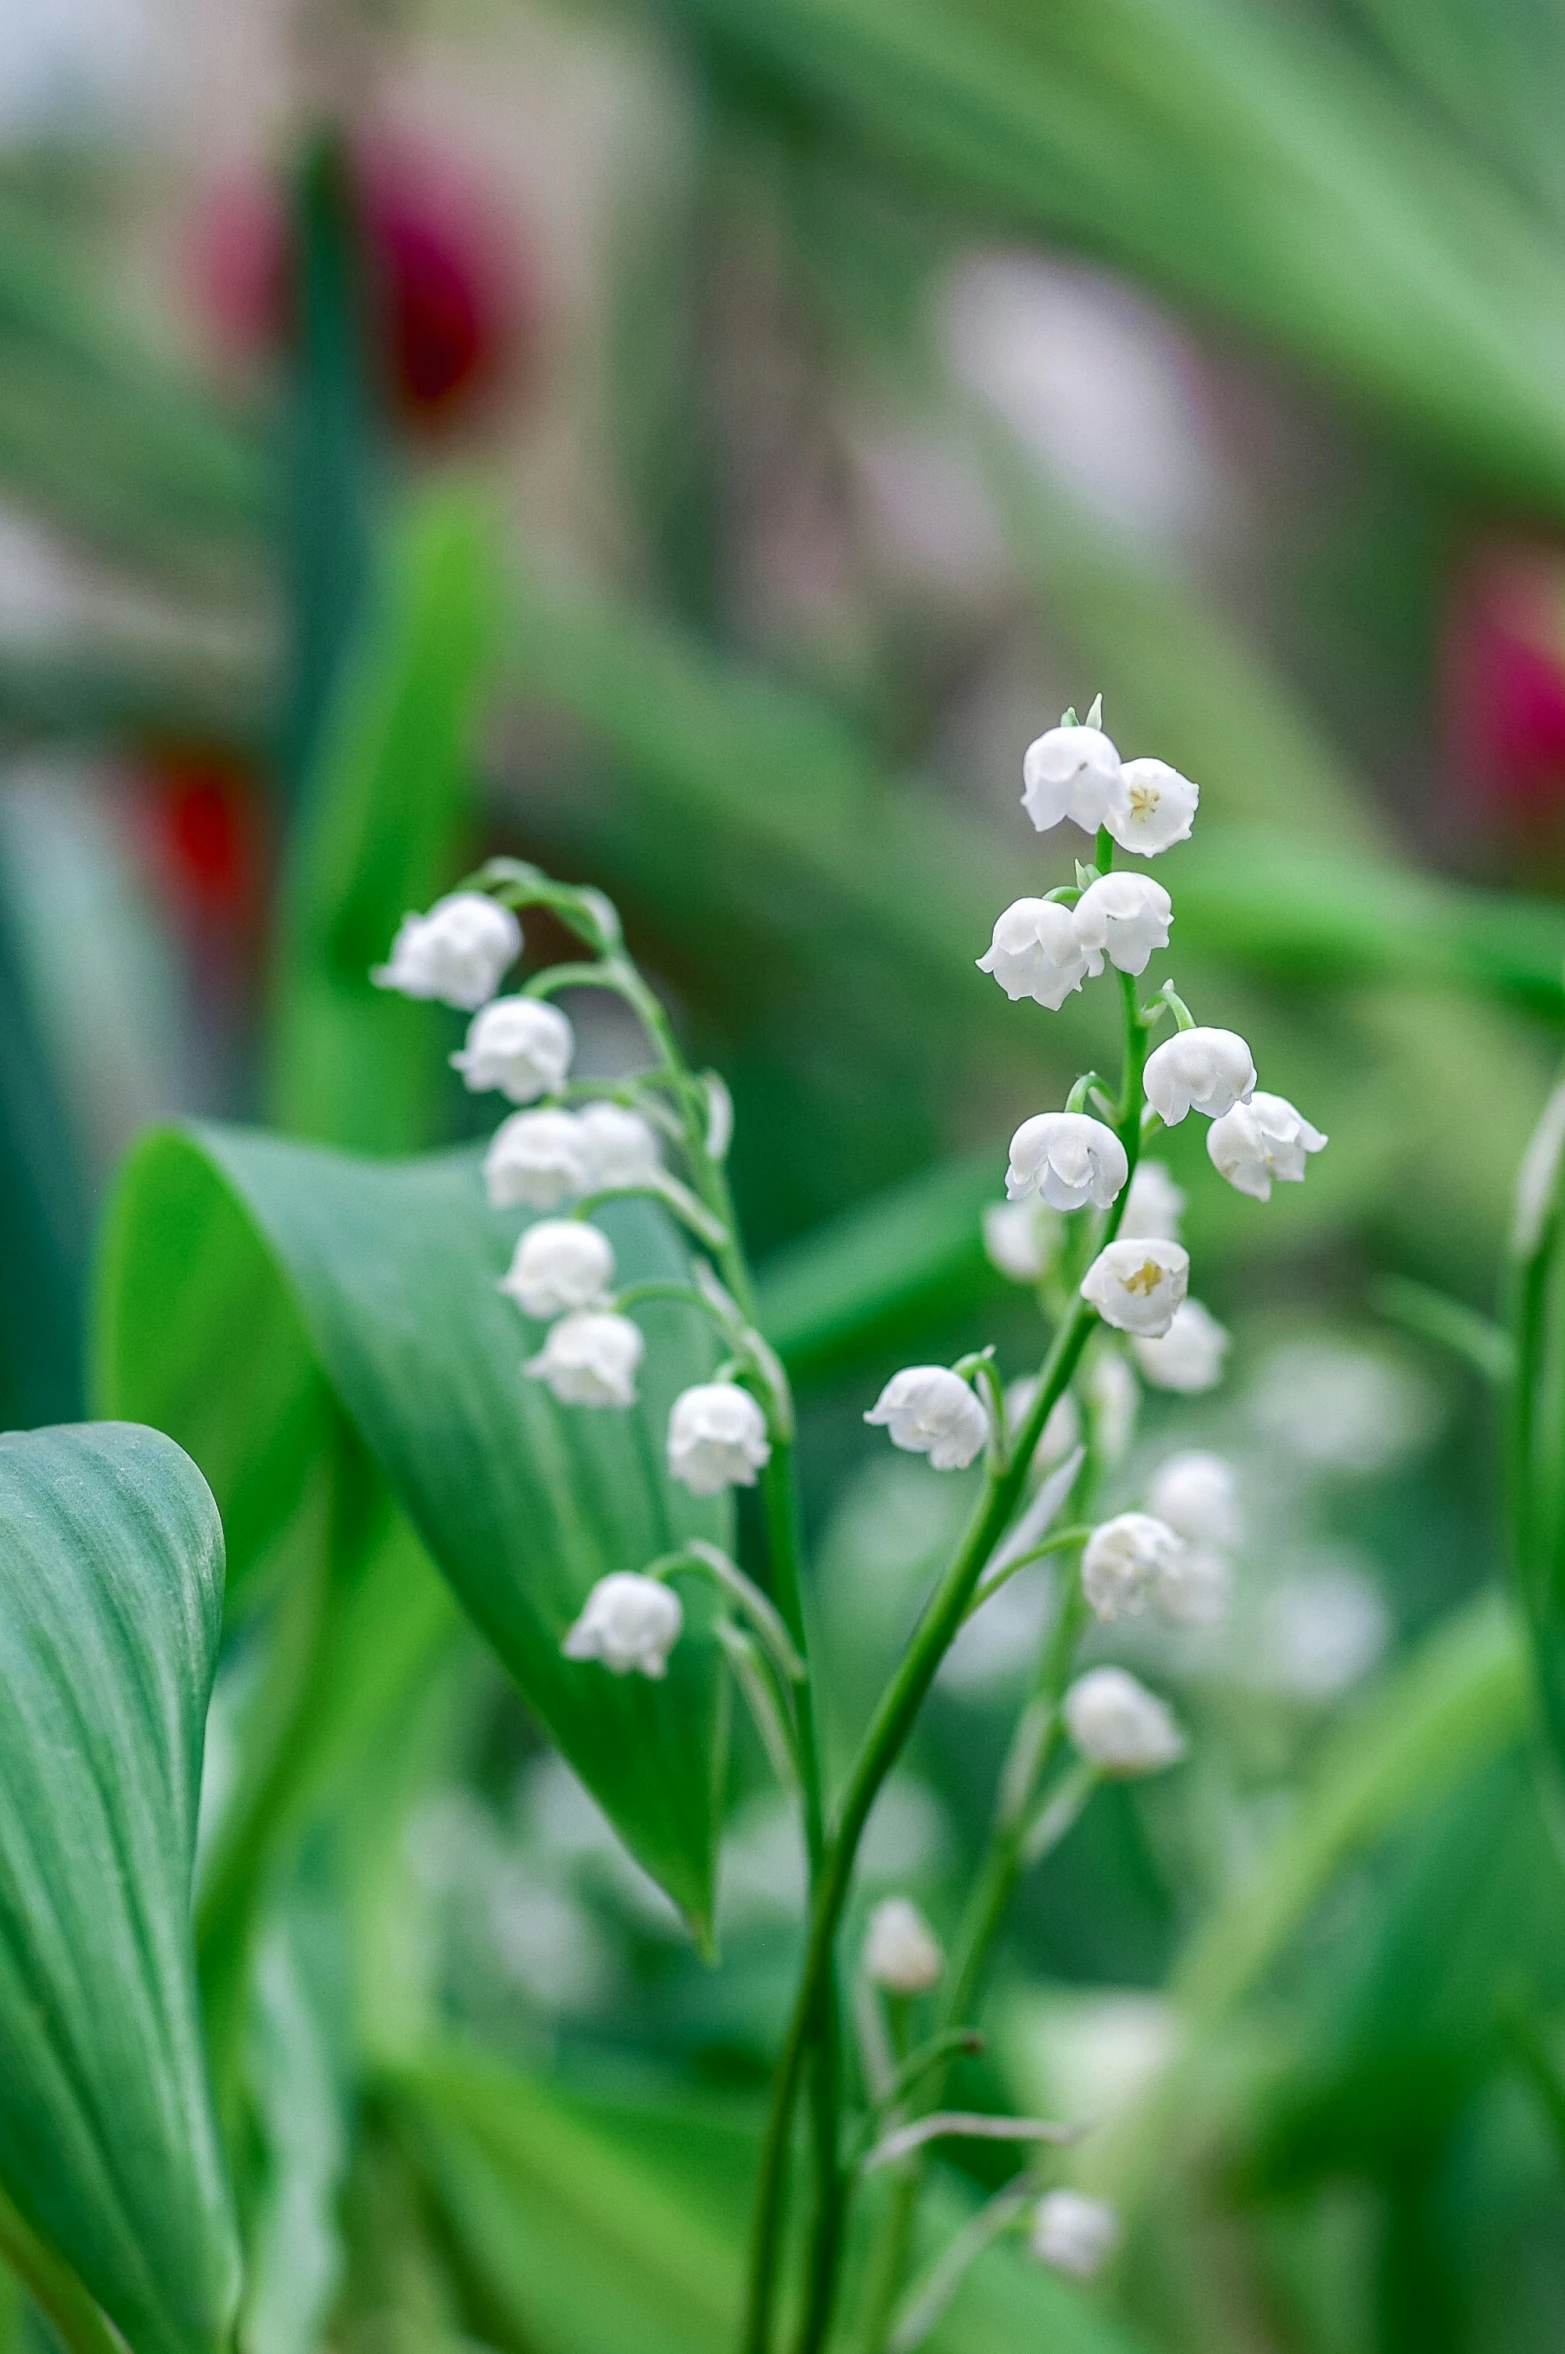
[{"left": 0, "top": 1423, "right": 238, "bottom": 2354}]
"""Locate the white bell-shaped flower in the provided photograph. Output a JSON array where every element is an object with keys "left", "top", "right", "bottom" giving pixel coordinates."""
[
  {"left": 1118, "top": 1158, "right": 1184, "bottom": 1243},
  {"left": 484, "top": 1108, "right": 589, "bottom": 1210},
  {"left": 451, "top": 996, "right": 573, "bottom": 1103},
  {"left": 1079, "top": 1238, "right": 1188, "bottom": 1337},
  {"left": 1133, "top": 1298, "right": 1229, "bottom": 1392},
  {"left": 1007, "top": 1112, "right": 1128, "bottom": 1213},
  {"left": 865, "top": 1366, "right": 989, "bottom": 1470},
  {"left": 983, "top": 1199, "right": 1061, "bottom": 1284},
  {"left": 1064, "top": 1666, "right": 1184, "bottom": 1776},
  {"left": 1104, "top": 756, "right": 1199, "bottom": 856},
  {"left": 1144, "top": 1027, "right": 1256, "bottom": 1125},
  {"left": 1029, "top": 2190, "right": 1121, "bottom": 2281},
  {"left": 576, "top": 1102, "right": 663, "bottom": 1190},
  {"left": 499, "top": 1220, "right": 615, "bottom": 1320},
  {"left": 1073, "top": 872, "right": 1173, "bottom": 978},
  {"left": 1081, "top": 1512, "right": 1184, "bottom": 1621},
  {"left": 372, "top": 892, "right": 521, "bottom": 1009},
  {"left": 863, "top": 1896, "right": 944, "bottom": 1994},
  {"left": 525, "top": 1309, "right": 644, "bottom": 1407},
  {"left": 1148, "top": 1450, "right": 1241, "bottom": 1546},
  {"left": 667, "top": 1382, "right": 772, "bottom": 1494},
  {"left": 1154, "top": 1543, "right": 1232, "bottom": 1627},
  {"left": 562, "top": 1572, "right": 682, "bottom": 1678},
  {"left": 1021, "top": 723, "right": 1125, "bottom": 836},
  {"left": 1207, "top": 1090, "right": 1327, "bottom": 1202},
  {"left": 976, "top": 898, "right": 1091, "bottom": 1008}
]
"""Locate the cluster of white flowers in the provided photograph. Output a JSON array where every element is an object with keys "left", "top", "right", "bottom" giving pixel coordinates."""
[{"left": 1080, "top": 1450, "right": 1242, "bottom": 1630}]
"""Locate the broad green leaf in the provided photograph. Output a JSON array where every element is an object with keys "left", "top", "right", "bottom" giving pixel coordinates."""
[
  {"left": 96, "top": 1124, "right": 730, "bottom": 1935},
  {"left": 0, "top": 1422, "right": 239, "bottom": 2354},
  {"left": 241, "top": 1913, "right": 350, "bottom": 2354}
]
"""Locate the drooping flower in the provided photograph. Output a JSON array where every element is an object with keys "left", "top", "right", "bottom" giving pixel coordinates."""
[
  {"left": 1143, "top": 1027, "right": 1256, "bottom": 1125},
  {"left": 667, "top": 1383, "right": 772, "bottom": 1494},
  {"left": 865, "top": 1366, "right": 989, "bottom": 1470},
  {"left": 1133, "top": 1298, "right": 1229, "bottom": 1392},
  {"left": 1064, "top": 1667, "right": 1184, "bottom": 1775},
  {"left": 372, "top": 891, "right": 520, "bottom": 1008},
  {"left": 1154, "top": 1543, "right": 1232, "bottom": 1627},
  {"left": 575, "top": 1101, "right": 663, "bottom": 1190},
  {"left": 1007, "top": 1112, "right": 1128, "bottom": 1212},
  {"left": 1029, "top": 2190, "right": 1122, "bottom": 2281},
  {"left": 1118, "top": 1158, "right": 1184, "bottom": 1243},
  {"left": 499, "top": 1219, "right": 614, "bottom": 1319},
  {"left": 562, "top": 1573, "right": 682, "bottom": 1678},
  {"left": 1081, "top": 1512, "right": 1184, "bottom": 1621},
  {"left": 1207, "top": 1090, "right": 1327, "bottom": 1201},
  {"left": 1079, "top": 1238, "right": 1189, "bottom": 1337},
  {"left": 863, "top": 1896, "right": 944, "bottom": 1994},
  {"left": 484, "top": 1108, "right": 589, "bottom": 1210},
  {"left": 451, "top": 995, "right": 573, "bottom": 1102},
  {"left": 1104, "top": 756, "right": 1198, "bottom": 855},
  {"left": 983, "top": 1199, "right": 1062, "bottom": 1284},
  {"left": 1072, "top": 871, "right": 1173, "bottom": 978},
  {"left": 1021, "top": 722, "right": 1125, "bottom": 836},
  {"left": 525, "top": 1310, "right": 645, "bottom": 1407},
  {"left": 977, "top": 898, "right": 1091, "bottom": 1008},
  {"left": 1148, "top": 1450, "right": 1241, "bottom": 1546}
]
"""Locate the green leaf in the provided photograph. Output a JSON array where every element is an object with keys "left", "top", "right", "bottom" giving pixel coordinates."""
[
  {"left": 96, "top": 1124, "right": 730, "bottom": 1937},
  {"left": 0, "top": 1422, "right": 239, "bottom": 2354}
]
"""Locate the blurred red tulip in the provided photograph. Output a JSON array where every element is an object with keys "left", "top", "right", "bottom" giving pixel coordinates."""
[
  {"left": 1445, "top": 540, "right": 1565, "bottom": 822},
  {"left": 137, "top": 745, "right": 265, "bottom": 929}
]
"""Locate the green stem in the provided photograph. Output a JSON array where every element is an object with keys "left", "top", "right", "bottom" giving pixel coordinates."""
[{"left": 0, "top": 2183, "right": 125, "bottom": 2354}]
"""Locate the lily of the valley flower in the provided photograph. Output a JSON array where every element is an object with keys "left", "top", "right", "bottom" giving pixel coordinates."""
[
  {"left": 865, "top": 1366, "right": 989, "bottom": 1470},
  {"left": 525, "top": 1310, "right": 645, "bottom": 1406},
  {"left": 1081, "top": 1511, "right": 1184, "bottom": 1620},
  {"left": 983, "top": 1199, "right": 1062, "bottom": 1284},
  {"left": 863, "top": 1896, "right": 944, "bottom": 1994},
  {"left": 667, "top": 1382, "right": 772, "bottom": 1494},
  {"left": 1079, "top": 1238, "right": 1189, "bottom": 1336},
  {"left": 1155, "top": 1543, "right": 1232, "bottom": 1626},
  {"left": 1064, "top": 1666, "right": 1184, "bottom": 1775},
  {"left": 1007, "top": 1112, "right": 1128, "bottom": 1212},
  {"left": 1148, "top": 1450, "right": 1241, "bottom": 1546},
  {"left": 485, "top": 1108, "right": 589, "bottom": 1210},
  {"left": 1143, "top": 1026, "right": 1256, "bottom": 1125},
  {"left": 1104, "top": 756, "right": 1199, "bottom": 856},
  {"left": 576, "top": 1101, "right": 663, "bottom": 1189},
  {"left": 1029, "top": 2190, "right": 1121, "bottom": 2281},
  {"left": 499, "top": 1219, "right": 615, "bottom": 1319},
  {"left": 1133, "top": 1298, "right": 1229, "bottom": 1392},
  {"left": 1207, "top": 1090, "right": 1327, "bottom": 1201},
  {"left": 452, "top": 996, "right": 573, "bottom": 1102},
  {"left": 562, "top": 1572, "right": 682, "bottom": 1678},
  {"left": 977, "top": 897, "right": 1091, "bottom": 1007},
  {"left": 1073, "top": 871, "right": 1173, "bottom": 978},
  {"left": 373, "top": 892, "right": 521, "bottom": 1009},
  {"left": 1021, "top": 722, "right": 1125, "bottom": 835},
  {"left": 1118, "top": 1157, "right": 1185, "bottom": 1242}
]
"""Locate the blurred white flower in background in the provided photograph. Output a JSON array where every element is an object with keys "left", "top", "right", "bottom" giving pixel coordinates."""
[
  {"left": 1148, "top": 1450, "right": 1242, "bottom": 1546},
  {"left": 938, "top": 1564, "right": 1054, "bottom": 1692},
  {"left": 1253, "top": 1556, "right": 1392, "bottom": 1699},
  {"left": 1119, "top": 1159, "right": 1184, "bottom": 1243},
  {"left": 1133, "top": 1298, "right": 1229, "bottom": 1391},
  {"left": 489, "top": 1865, "right": 617, "bottom": 2012},
  {"left": 984, "top": 1197, "right": 1062, "bottom": 1283},
  {"left": 1029, "top": 2189, "right": 1120, "bottom": 2281},
  {"left": 561, "top": 1571, "right": 679, "bottom": 1674},
  {"left": 1085, "top": 1350, "right": 1140, "bottom": 1461},
  {"left": 667, "top": 1382, "right": 772, "bottom": 1494},
  {"left": 863, "top": 1897, "right": 944, "bottom": 1994},
  {"left": 1249, "top": 1338, "right": 1437, "bottom": 1473}
]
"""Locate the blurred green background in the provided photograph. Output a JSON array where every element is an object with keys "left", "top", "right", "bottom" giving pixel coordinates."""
[{"left": 9, "top": 2, "right": 1565, "bottom": 2350}]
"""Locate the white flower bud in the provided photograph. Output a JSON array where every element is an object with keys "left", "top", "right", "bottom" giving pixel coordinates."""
[
  {"left": 1073, "top": 872, "right": 1173, "bottom": 979},
  {"left": 863, "top": 1896, "right": 944, "bottom": 1994},
  {"left": 499, "top": 1220, "right": 615, "bottom": 1320},
  {"left": 1081, "top": 1512, "right": 1184, "bottom": 1621},
  {"left": 372, "top": 892, "right": 521, "bottom": 1009},
  {"left": 485, "top": 1109, "right": 589, "bottom": 1210},
  {"left": 1007, "top": 1112, "right": 1128, "bottom": 1213},
  {"left": 1154, "top": 1543, "right": 1232, "bottom": 1627},
  {"left": 1029, "top": 2190, "right": 1121, "bottom": 2280},
  {"left": 983, "top": 1199, "right": 1061, "bottom": 1284},
  {"left": 976, "top": 898, "right": 1090, "bottom": 1008},
  {"left": 1086, "top": 1350, "right": 1138, "bottom": 1462},
  {"left": 451, "top": 996, "right": 573, "bottom": 1103},
  {"left": 562, "top": 1573, "right": 682, "bottom": 1678},
  {"left": 1143, "top": 1027, "right": 1256, "bottom": 1125},
  {"left": 1147, "top": 1450, "right": 1241, "bottom": 1546},
  {"left": 1207, "top": 1090, "right": 1327, "bottom": 1202},
  {"left": 1064, "top": 1667, "right": 1184, "bottom": 1776},
  {"left": 1104, "top": 756, "right": 1199, "bottom": 855},
  {"left": 575, "top": 1101, "right": 663, "bottom": 1190},
  {"left": 1133, "top": 1298, "right": 1229, "bottom": 1393},
  {"left": 525, "top": 1310, "right": 644, "bottom": 1407},
  {"left": 865, "top": 1366, "right": 989, "bottom": 1470},
  {"left": 668, "top": 1382, "right": 772, "bottom": 1494},
  {"left": 1079, "top": 1239, "right": 1188, "bottom": 1337},
  {"left": 1021, "top": 724, "right": 1125, "bottom": 836},
  {"left": 1118, "top": 1158, "right": 1184, "bottom": 1243}
]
